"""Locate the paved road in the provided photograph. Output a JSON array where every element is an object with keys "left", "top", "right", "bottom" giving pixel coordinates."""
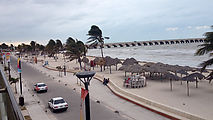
[{"left": 10, "top": 57, "right": 127, "bottom": 120}]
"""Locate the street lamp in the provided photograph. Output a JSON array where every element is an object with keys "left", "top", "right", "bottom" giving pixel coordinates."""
[{"left": 76, "top": 71, "right": 95, "bottom": 120}]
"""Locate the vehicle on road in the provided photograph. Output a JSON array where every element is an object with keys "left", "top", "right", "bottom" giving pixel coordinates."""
[
  {"left": 33, "top": 83, "right": 48, "bottom": 92},
  {"left": 48, "top": 97, "right": 68, "bottom": 112}
]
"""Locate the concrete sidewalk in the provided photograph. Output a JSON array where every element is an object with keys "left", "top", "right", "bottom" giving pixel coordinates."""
[{"left": 9, "top": 66, "right": 57, "bottom": 120}]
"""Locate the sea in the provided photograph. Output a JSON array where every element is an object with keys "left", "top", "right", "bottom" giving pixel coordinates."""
[{"left": 87, "top": 42, "right": 212, "bottom": 68}]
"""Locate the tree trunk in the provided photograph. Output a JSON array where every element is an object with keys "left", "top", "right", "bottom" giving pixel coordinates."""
[
  {"left": 78, "top": 57, "right": 82, "bottom": 70},
  {"left": 100, "top": 41, "right": 104, "bottom": 58}
]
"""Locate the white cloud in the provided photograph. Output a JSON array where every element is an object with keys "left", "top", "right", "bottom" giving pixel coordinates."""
[
  {"left": 195, "top": 25, "right": 210, "bottom": 30},
  {"left": 166, "top": 27, "right": 178, "bottom": 31}
]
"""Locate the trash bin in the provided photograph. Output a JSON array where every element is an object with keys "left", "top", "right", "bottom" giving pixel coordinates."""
[{"left": 19, "top": 96, "right": 24, "bottom": 106}]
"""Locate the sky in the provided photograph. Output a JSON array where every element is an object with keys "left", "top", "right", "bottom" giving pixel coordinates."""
[{"left": 0, "top": 0, "right": 213, "bottom": 46}]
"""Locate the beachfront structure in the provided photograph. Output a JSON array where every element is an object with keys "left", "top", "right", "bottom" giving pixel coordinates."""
[{"left": 89, "top": 38, "right": 204, "bottom": 49}]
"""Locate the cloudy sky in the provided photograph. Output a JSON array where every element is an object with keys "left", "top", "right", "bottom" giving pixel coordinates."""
[{"left": 0, "top": 0, "right": 213, "bottom": 45}]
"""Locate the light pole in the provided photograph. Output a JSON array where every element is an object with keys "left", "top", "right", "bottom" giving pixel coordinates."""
[
  {"left": 76, "top": 71, "right": 95, "bottom": 120},
  {"left": 8, "top": 61, "right": 11, "bottom": 81},
  {"left": 17, "top": 57, "right": 24, "bottom": 106},
  {"left": 63, "top": 53, "right": 66, "bottom": 76}
]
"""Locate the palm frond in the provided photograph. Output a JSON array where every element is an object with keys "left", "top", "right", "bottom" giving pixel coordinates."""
[
  {"left": 86, "top": 38, "right": 97, "bottom": 43},
  {"left": 195, "top": 44, "right": 213, "bottom": 56},
  {"left": 89, "top": 41, "right": 98, "bottom": 47},
  {"left": 199, "top": 58, "right": 213, "bottom": 71}
]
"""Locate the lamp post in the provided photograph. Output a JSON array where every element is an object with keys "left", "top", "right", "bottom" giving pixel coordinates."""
[
  {"left": 63, "top": 53, "right": 66, "bottom": 76},
  {"left": 76, "top": 71, "right": 95, "bottom": 120},
  {"left": 8, "top": 61, "right": 11, "bottom": 81},
  {"left": 17, "top": 57, "right": 24, "bottom": 106}
]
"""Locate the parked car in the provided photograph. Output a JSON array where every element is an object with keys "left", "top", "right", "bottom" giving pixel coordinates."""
[
  {"left": 48, "top": 97, "right": 68, "bottom": 112},
  {"left": 33, "top": 83, "right": 48, "bottom": 92}
]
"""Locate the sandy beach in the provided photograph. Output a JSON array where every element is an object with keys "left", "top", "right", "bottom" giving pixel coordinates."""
[{"left": 21, "top": 53, "right": 213, "bottom": 120}]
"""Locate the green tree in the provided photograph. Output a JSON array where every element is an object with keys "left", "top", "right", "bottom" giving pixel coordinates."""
[
  {"left": 87, "top": 25, "right": 109, "bottom": 58},
  {"left": 56, "top": 39, "right": 63, "bottom": 51},
  {"left": 195, "top": 25, "right": 213, "bottom": 71},
  {"left": 10, "top": 44, "right": 14, "bottom": 51},
  {"left": 45, "top": 39, "right": 56, "bottom": 57},
  {"left": 30, "top": 41, "right": 36, "bottom": 52},
  {"left": 0, "top": 43, "right": 9, "bottom": 49},
  {"left": 66, "top": 37, "right": 86, "bottom": 69}
]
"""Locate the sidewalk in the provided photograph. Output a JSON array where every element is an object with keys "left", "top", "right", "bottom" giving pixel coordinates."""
[{"left": 9, "top": 66, "right": 57, "bottom": 120}]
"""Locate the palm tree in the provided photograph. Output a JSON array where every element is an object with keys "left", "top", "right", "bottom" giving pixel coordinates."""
[
  {"left": 30, "top": 41, "right": 36, "bottom": 52},
  {"left": 87, "top": 25, "right": 109, "bottom": 58},
  {"left": 66, "top": 37, "right": 86, "bottom": 70},
  {"left": 55, "top": 39, "right": 63, "bottom": 58},
  {"left": 45, "top": 39, "right": 56, "bottom": 57},
  {"left": 0, "top": 43, "right": 9, "bottom": 49},
  {"left": 195, "top": 25, "right": 213, "bottom": 71}
]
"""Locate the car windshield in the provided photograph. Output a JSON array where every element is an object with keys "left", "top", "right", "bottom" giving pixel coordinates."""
[
  {"left": 38, "top": 84, "right": 46, "bottom": 87},
  {"left": 54, "top": 99, "right": 65, "bottom": 104}
]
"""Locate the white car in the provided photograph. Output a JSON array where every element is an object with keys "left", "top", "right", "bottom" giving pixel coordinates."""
[
  {"left": 48, "top": 97, "right": 68, "bottom": 112},
  {"left": 33, "top": 83, "right": 48, "bottom": 92}
]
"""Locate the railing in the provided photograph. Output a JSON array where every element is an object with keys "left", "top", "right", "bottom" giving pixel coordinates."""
[{"left": 0, "top": 66, "right": 24, "bottom": 120}]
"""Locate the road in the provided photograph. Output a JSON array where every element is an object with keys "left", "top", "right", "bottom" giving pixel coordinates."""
[{"left": 10, "top": 56, "right": 127, "bottom": 120}]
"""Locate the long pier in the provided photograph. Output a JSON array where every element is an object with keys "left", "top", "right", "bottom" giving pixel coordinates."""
[{"left": 90, "top": 38, "right": 204, "bottom": 49}]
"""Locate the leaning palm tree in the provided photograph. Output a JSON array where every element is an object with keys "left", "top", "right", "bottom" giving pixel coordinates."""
[
  {"left": 87, "top": 25, "right": 109, "bottom": 58},
  {"left": 66, "top": 37, "right": 86, "bottom": 70},
  {"left": 195, "top": 25, "right": 213, "bottom": 71}
]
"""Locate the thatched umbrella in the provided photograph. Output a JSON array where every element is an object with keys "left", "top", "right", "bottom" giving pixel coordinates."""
[
  {"left": 164, "top": 73, "right": 180, "bottom": 91},
  {"left": 95, "top": 58, "right": 105, "bottom": 72},
  {"left": 119, "top": 65, "right": 131, "bottom": 77},
  {"left": 182, "top": 75, "right": 197, "bottom": 96},
  {"left": 122, "top": 58, "right": 138, "bottom": 65},
  {"left": 182, "top": 66, "right": 193, "bottom": 72},
  {"left": 187, "top": 72, "right": 205, "bottom": 88},
  {"left": 104, "top": 56, "right": 114, "bottom": 74},
  {"left": 128, "top": 64, "right": 145, "bottom": 74},
  {"left": 176, "top": 70, "right": 188, "bottom": 85},
  {"left": 114, "top": 58, "right": 122, "bottom": 70}
]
